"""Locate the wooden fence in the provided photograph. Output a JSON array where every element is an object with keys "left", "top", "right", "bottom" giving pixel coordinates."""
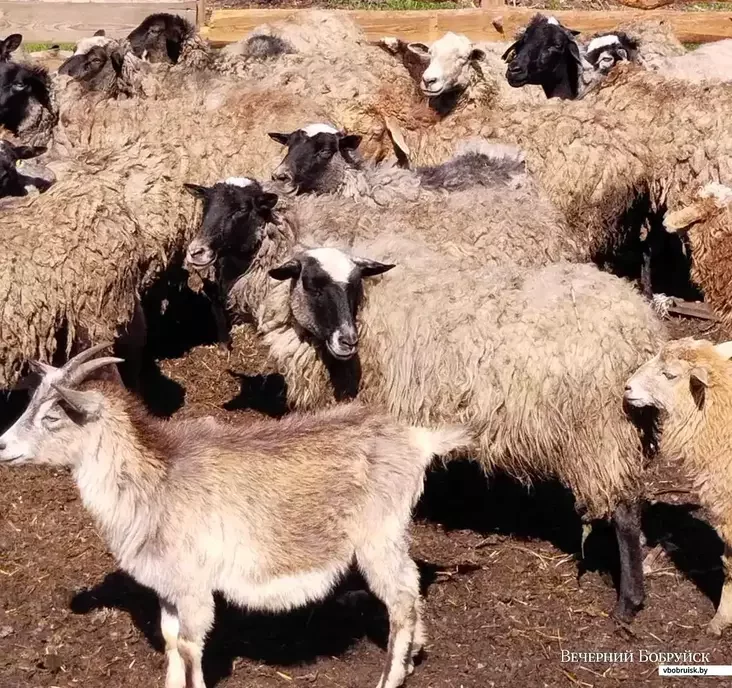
[
  {"left": 203, "top": 6, "right": 732, "bottom": 45},
  {"left": 0, "top": 0, "right": 202, "bottom": 43}
]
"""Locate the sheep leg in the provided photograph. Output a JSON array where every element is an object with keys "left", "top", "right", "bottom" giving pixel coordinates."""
[
  {"left": 175, "top": 594, "right": 215, "bottom": 688},
  {"left": 412, "top": 595, "right": 427, "bottom": 662},
  {"left": 160, "top": 600, "right": 186, "bottom": 688},
  {"left": 357, "top": 545, "right": 421, "bottom": 688},
  {"left": 708, "top": 547, "right": 732, "bottom": 636},
  {"left": 612, "top": 500, "right": 645, "bottom": 622}
]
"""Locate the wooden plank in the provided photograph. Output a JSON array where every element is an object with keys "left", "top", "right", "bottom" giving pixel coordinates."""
[
  {"left": 203, "top": 7, "right": 732, "bottom": 45},
  {"left": 197, "top": 0, "right": 206, "bottom": 28},
  {"left": 666, "top": 299, "right": 719, "bottom": 321},
  {"left": 0, "top": 1, "right": 197, "bottom": 42}
]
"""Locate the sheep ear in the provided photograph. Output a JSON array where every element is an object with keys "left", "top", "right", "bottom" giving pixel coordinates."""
[
  {"left": 94, "top": 29, "right": 106, "bottom": 37},
  {"left": 268, "top": 132, "right": 291, "bottom": 146},
  {"left": 183, "top": 183, "right": 209, "bottom": 199},
  {"left": 52, "top": 384, "right": 103, "bottom": 422},
  {"left": 3, "top": 34, "right": 22, "bottom": 53},
  {"left": 714, "top": 341, "right": 732, "bottom": 360},
  {"left": 110, "top": 49, "right": 124, "bottom": 74},
  {"left": 376, "top": 36, "right": 404, "bottom": 55},
  {"left": 470, "top": 48, "right": 486, "bottom": 61},
  {"left": 501, "top": 41, "right": 518, "bottom": 62},
  {"left": 338, "top": 134, "right": 362, "bottom": 152},
  {"left": 256, "top": 192, "right": 278, "bottom": 212},
  {"left": 407, "top": 42, "right": 429, "bottom": 57},
  {"left": 568, "top": 39, "right": 583, "bottom": 66},
  {"left": 269, "top": 259, "right": 301, "bottom": 281},
  {"left": 13, "top": 144, "right": 46, "bottom": 160},
  {"left": 354, "top": 257, "right": 395, "bottom": 277},
  {"left": 689, "top": 367, "right": 709, "bottom": 409},
  {"left": 664, "top": 204, "right": 704, "bottom": 233},
  {"left": 616, "top": 47, "right": 628, "bottom": 61},
  {"left": 570, "top": 29, "right": 582, "bottom": 36}
]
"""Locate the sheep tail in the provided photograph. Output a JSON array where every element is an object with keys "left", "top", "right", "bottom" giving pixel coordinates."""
[{"left": 409, "top": 424, "right": 473, "bottom": 468}]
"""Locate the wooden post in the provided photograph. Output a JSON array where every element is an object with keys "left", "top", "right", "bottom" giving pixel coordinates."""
[
  {"left": 481, "top": 0, "right": 504, "bottom": 8},
  {"left": 197, "top": 0, "right": 207, "bottom": 28}
]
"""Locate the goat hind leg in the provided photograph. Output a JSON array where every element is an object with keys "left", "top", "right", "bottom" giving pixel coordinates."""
[
  {"left": 358, "top": 545, "right": 420, "bottom": 688},
  {"left": 176, "top": 594, "right": 215, "bottom": 688},
  {"left": 708, "top": 547, "right": 732, "bottom": 636}
]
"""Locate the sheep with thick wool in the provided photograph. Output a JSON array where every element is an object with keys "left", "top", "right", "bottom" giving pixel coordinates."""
[
  {"left": 625, "top": 338, "right": 732, "bottom": 635},
  {"left": 186, "top": 179, "right": 667, "bottom": 622}
]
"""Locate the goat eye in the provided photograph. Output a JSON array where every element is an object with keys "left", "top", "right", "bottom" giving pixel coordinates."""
[{"left": 663, "top": 371, "right": 678, "bottom": 380}]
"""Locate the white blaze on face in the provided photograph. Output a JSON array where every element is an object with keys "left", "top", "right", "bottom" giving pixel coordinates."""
[
  {"left": 223, "top": 176, "right": 254, "bottom": 188},
  {"left": 587, "top": 34, "right": 621, "bottom": 53},
  {"left": 301, "top": 123, "right": 339, "bottom": 138},
  {"left": 306, "top": 247, "right": 355, "bottom": 284},
  {"left": 74, "top": 36, "right": 113, "bottom": 55},
  {"left": 420, "top": 32, "right": 474, "bottom": 96},
  {"left": 546, "top": 16, "right": 560, "bottom": 26}
]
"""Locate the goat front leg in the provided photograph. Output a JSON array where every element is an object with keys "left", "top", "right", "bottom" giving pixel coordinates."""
[
  {"left": 612, "top": 500, "right": 645, "bottom": 623},
  {"left": 708, "top": 546, "right": 732, "bottom": 636},
  {"left": 160, "top": 600, "right": 186, "bottom": 688}
]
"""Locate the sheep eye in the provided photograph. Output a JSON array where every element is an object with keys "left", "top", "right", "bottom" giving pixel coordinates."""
[{"left": 663, "top": 371, "right": 678, "bottom": 380}]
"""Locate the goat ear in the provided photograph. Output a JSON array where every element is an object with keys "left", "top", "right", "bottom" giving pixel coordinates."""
[
  {"left": 183, "top": 183, "right": 209, "bottom": 199},
  {"left": 52, "top": 384, "right": 103, "bottom": 421},
  {"left": 470, "top": 48, "right": 486, "bottom": 61},
  {"left": 689, "top": 367, "right": 709, "bottom": 410},
  {"left": 354, "top": 257, "right": 396, "bottom": 278},
  {"left": 94, "top": 29, "right": 106, "bottom": 37},
  {"left": 501, "top": 42, "right": 518, "bottom": 62},
  {"left": 13, "top": 145, "right": 46, "bottom": 160},
  {"left": 407, "top": 42, "right": 429, "bottom": 57},
  {"left": 3, "top": 34, "right": 22, "bottom": 54},
  {"left": 256, "top": 192, "right": 278, "bottom": 212},
  {"left": 269, "top": 259, "right": 301, "bottom": 281},
  {"left": 338, "top": 134, "right": 362, "bottom": 152},
  {"left": 268, "top": 132, "right": 291, "bottom": 146}
]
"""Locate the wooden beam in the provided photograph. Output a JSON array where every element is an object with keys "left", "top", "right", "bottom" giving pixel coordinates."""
[
  {"left": 0, "top": 1, "right": 197, "bottom": 43},
  {"left": 203, "top": 7, "right": 732, "bottom": 45}
]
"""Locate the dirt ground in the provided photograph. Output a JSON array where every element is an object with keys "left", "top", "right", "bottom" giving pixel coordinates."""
[{"left": 2, "top": 298, "right": 732, "bottom": 688}]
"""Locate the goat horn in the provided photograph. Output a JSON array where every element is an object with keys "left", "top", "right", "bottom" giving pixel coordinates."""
[
  {"left": 52, "top": 383, "right": 102, "bottom": 419},
  {"left": 67, "top": 357, "right": 124, "bottom": 385},
  {"left": 714, "top": 341, "right": 732, "bottom": 360},
  {"left": 61, "top": 342, "right": 115, "bottom": 374},
  {"left": 664, "top": 203, "right": 705, "bottom": 233},
  {"left": 28, "top": 359, "right": 57, "bottom": 377}
]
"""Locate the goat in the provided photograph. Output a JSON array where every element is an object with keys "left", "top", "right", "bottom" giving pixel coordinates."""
[
  {"left": 0, "top": 343, "right": 471, "bottom": 688},
  {"left": 624, "top": 338, "right": 732, "bottom": 635}
]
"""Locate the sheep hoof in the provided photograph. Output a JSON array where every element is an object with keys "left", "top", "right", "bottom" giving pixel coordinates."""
[{"left": 707, "top": 618, "right": 728, "bottom": 637}]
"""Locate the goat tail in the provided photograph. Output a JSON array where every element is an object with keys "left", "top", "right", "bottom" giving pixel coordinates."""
[{"left": 409, "top": 424, "right": 474, "bottom": 469}]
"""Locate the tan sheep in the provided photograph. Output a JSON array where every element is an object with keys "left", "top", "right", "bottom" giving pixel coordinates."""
[{"left": 624, "top": 338, "right": 732, "bottom": 635}]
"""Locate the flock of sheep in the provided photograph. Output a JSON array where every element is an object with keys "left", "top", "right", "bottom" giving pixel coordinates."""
[{"left": 0, "top": 8, "right": 732, "bottom": 687}]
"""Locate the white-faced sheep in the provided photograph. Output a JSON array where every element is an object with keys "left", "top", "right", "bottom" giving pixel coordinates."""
[
  {"left": 0, "top": 344, "right": 471, "bottom": 688},
  {"left": 664, "top": 182, "right": 732, "bottom": 330},
  {"left": 185, "top": 178, "right": 668, "bottom": 622},
  {"left": 624, "top": 338, "right": 732, "bottom": 635}
]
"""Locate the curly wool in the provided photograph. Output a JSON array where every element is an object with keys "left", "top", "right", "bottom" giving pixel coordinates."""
[{"left": 230, "top": 222, "right": 665, "bottom": 519}]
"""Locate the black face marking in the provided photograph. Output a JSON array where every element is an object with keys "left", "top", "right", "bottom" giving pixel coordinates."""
[
  {"left": 270, "top": 129, "right": 362, "bottom": 194},
  {"left": 584, "top": 33, "right": 638, "bottom": 75},
  {"left": 185, "top": 180, "right": 278, "bottom": 282},
  {"left": 0, "top": 62, "right": 51, "bottom": 132},
  {"left": 0, "top": 141, "right": 47, "bottom": 197},
  {"left": 504, "top": 15, "right": 583, "bottom": 99},
  {"left": 127, "top": 13, "right": 191, "bottom": 63}
]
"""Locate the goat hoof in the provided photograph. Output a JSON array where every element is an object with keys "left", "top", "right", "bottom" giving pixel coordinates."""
[{"left": 707, "top": 618, "right": 728, "bottom": 637}]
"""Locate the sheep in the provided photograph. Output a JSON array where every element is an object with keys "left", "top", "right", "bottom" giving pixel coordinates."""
[
  {"left": 0, "top": 139, "right": 53, "bottom": 198},
  {"left": 663, "top": 182, "right": 732, "bottom": 330},
  {"left": 624, "top": 338, "right": 732, "bottom": 635},
  {"left": 648, "top": 39, "right": 732, "bottom": 84},
  {"left": 0, "top": 343, "right": 472, "bottom": 688},
  {"left": 582, "top": 32, "right": 640, "bottom": 77},
  {"left": 0, "top": 60, "right": 56, "bottom": 147},
  {"left": 185, "top": 178, "right": 667, "bottom": 622}
]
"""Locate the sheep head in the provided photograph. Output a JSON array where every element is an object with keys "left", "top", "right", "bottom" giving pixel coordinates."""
[
  {"left": 503, "top": 14, "right": 584, "bottom": 100},
  {"left": 127, "top": 12, "right": 194, "bottom": 64}
]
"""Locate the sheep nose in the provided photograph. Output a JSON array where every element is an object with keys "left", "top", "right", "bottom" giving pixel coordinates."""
[
  {"left": 0, "top": 440, "right": 5, "bottom": 452},
  {"left": 272, "top": 168, "right": 291, "bottom": 182},
  {"left": 189, "top": 246, "right": 206, "bottom": 259},
  {"left": 338, "top": 331, "right": 358, "bottom": 348},
  {"left": 422, "top": 75, "right": 437, "bottom": 87}
]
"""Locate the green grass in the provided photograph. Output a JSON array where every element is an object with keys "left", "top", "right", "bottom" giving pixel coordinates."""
[
  {"left": 684, "top": 1, "right": 732, "bottom": 9},
  {"left": 21, "top": 42, "right": 75, "bottom": 52}
]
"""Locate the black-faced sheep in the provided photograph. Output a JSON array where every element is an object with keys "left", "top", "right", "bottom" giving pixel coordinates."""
[
  {"left": 0, "top": 139, "right": 52, "bottom": 197},
  {"left": 185, "top": 179, "right": 667, "bottom": 623},
  {"left": 0, "top": 61, "right": 55, "bottom": 146},
  {"left": 624, "top": 338, "right": 732, "bottom": 635},
  {"left": 0, "top": 33, "right": 22, "bottom": 62}
]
